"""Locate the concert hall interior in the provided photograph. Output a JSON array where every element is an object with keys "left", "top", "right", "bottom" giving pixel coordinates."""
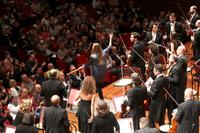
[{"left": 0, "top": 0, "right": 200, "bottom": 133}]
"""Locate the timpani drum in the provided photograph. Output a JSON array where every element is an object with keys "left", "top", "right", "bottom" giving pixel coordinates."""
[
  {"left": 113, "top": 78, "right": 132, "bottom": 87},
  {"left": 159, "top": 124, "right": 172, "bottom": 133}
]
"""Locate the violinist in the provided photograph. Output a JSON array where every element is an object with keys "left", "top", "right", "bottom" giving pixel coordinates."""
[
  {"left": 127, "top": 72, "right": 147, "bottom": 131},
  {"left": 165, "top": 13, "right": 186, "bottom": 43},
  {"left": 129, "top": 32, "right": 146, "bottom": 80},
  {"left": 167, "top": 33, "right": 182, "bottom": 54},
  {"left": 175, "top": 88, "right": 200, "bottom": 133},
  {"left": 186, "top": 5, "right": 200, "bottom": 29},
  {"left": 147, "top": 43, "right": 160, "bottom": 79},
  {"left": 148, "top": 64, "right": 169, "bottom": 128}
]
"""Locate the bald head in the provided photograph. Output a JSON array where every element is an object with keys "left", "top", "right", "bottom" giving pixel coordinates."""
[
  {"left": 196, "top": 19, "right": 200, "bottom": 28},
  {"left": 184, "top": 88, "right": 193, "bottom": 100},
  {"left": 176, "top": 45, "right": 186, "bottom": 56},
  {"left": 51, "top": 95, "right": 60, "bottom": 105}
]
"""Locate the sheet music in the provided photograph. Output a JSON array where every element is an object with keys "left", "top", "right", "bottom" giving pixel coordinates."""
[
  {"left": 113, "top": 96, "right": 128, "bottom": 112},
  {"left": 145, "top": 77, "right": 153, "bottom": 91},
  {"left": 117, "top": 118, "right": 133, "bottom": 133},
  {"left": 5, "top": 127, "right": 16, "bottom": 133}
]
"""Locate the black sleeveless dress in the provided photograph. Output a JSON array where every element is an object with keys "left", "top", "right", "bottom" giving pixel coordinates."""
[{"left": 76, "top": 99, "right": 91, "bottom": 133}]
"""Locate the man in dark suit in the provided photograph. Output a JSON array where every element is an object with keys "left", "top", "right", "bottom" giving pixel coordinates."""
[
  {"left": 187, "top": 5, "right": 200, "bottom": 29},
  {"left": 175, "top": 88, "right": 200, "bottom": 133},
  {"left": 144, "top": 23, "right": 163, "bottom": 46},
  {"left": 176, "top": 45, "right": 188, "bottom": 91},
  {"left": 165, "top": 13, "right": 186, "bottom": 42},
  {"left": 167, "top": 54, "right": 184, "bottom": 104},
  {"left": 192, "top": 20, "right": 200, "bottom": 61},
  {"left": 144, "top": 23, "right": 164, "bottom": 54},
  {"left": 41, "top": 69, "right": 67, "bottom": 108},
  {"left": 129, "top": 32, "right": 146, "bottom": 80},
  {"left": 110, "top": 45, "right": 125, "bottom": 67},
  {"left": 43, "top": 95, "right": 70, "bottom": 133},
  {"left": 148, "top": 64, "right": 169, "bottom": 127},
  {"left": 134, "top": 117, "right": 160, "bottom": 133},
  {"left": 127, "top": 72, "right": 147, "bottom": 130},
  {"left": 166, "top": 54, "right": 184, "bottom": 123}
]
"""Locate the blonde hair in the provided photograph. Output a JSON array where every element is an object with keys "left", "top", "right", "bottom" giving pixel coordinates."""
[
  {"left": 19, "top": 99, "right": 32, "bottom": 113},
  {"left": 81, "top": 76, "right": 96, "bottom": 95},
  {"left": 91, "top": 43, "right": 104, "bottom": 65}
]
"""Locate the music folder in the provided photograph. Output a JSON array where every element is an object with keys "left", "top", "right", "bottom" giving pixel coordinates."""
[
  {"left": 112, "top": 95, "right": 128, "bottom": 113},
  {"left": 68, "top": 89, "right": 80, "bottom": 105},
  {"left": 5, "top": 125, "right": 16, "bottom": 133},
  {"left": 117, "top": 118, "right": 133, "bottom": 133}
]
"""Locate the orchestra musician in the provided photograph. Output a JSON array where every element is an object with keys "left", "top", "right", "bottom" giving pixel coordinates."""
[
  {"left": 165, "top": 13, "right": 186, "bottom": 43},
  {"left": 191, "top": 20, "right": 200, "bottom": 61},
  {"left": 186, "top": 5, "right": 200, "bottom": 29},
  {"left": 168, "top": 33, "right": 182, "bottom": 54},
  {"left": 129, "top": 32, "right": 146, "bottom": 80},
  {"left": 166, "top": 54, "right": 184, "bottom": 123},
  {"left": 144, "top": 23, "right": 163, "bottom": 47},
  {"left": 127, "top": 72, "right": 147, "bottom": 130},
  {"left": 134, "top": 117, "right": 160, "bottom": 133},
  {"left": 176, "top": 45, "right": 188, "bottom": 91},
  {"left": 147, "top": 43, "right": 160, "bottom": 79},
  {"left": 109, "top": 45, "right": 125, "bottom": 67},
  {"left": 148, "top": 64, "right": 169, "bottom": 128},
  {"left": 175, "top": 88, "right": 200, "bottom": 133}
]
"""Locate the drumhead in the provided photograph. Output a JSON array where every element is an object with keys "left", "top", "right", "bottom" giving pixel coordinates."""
[
  {"left": 113, "top": 79, "right": 132, "bottom": 87},
  {"left": 159, "top": 124, "right": 172, "bottom": 132}
]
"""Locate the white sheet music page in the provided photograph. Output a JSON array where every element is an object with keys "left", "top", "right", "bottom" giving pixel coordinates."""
[{"left": 117, "top": 118, "right": 133, "bottom": 133}]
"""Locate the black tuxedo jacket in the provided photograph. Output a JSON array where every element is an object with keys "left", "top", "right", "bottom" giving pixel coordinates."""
[
  {"left": 190, "top": 13, "right": 200, "bottom": 29},
  {"left": 175, "top": 99, "right": 200, "bottom": 133},
  {"left": 168, "top": 63, "right": 184, "bottom": 103},
  {"left": 193, "top": 29, "right": 200, "bottom": 61},
  {"left": 41, "top": 79, "right": 67, "bottom": 108},
  {"left": 131, "top": 41, "right": 145, "bottom": 79},
  {"left": 165, "top": 21, "right": 186, "bottom": 42},
  {"left": 148, "top": 75, "right": 169, "bottom": 122},
  {"left": 144, "top": 31, "right": 163, "bottom": 45},
  {"left": 43, "top": 105, "right": 70, "bottom": 133}
]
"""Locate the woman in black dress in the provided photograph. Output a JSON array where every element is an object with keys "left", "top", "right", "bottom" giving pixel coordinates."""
[
  {"left": 75, "top": 76, "right": 96, "bottom": 133},
  {"left": 92, "top": 100, "right": 120, "bottom": 133}
]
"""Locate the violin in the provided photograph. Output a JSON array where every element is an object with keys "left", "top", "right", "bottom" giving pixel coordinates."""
[
  {"left": 168, "top": 117, "right": 177, "bottom": 133},
  {"left": 119, "top": 98, "right": 130, "bottom": 118}
]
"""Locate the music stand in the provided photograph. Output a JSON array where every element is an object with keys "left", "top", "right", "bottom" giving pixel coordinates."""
[{"left": 112, "top": 96, "right": 126, "bottom": 113}]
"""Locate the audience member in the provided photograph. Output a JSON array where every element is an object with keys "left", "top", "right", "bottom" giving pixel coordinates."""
[{"left": 43, "top": 95, "right": 70, "bottom": 133}]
